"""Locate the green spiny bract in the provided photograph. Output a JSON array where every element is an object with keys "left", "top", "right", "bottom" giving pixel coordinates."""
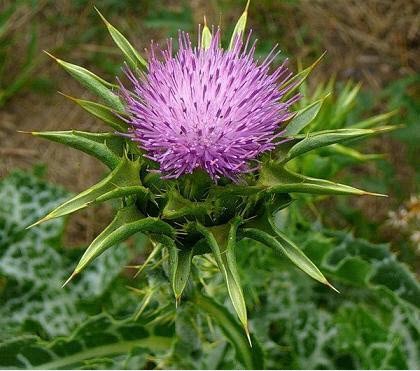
[{"left": 28, "top": 3, "right": 395, "bottom": 339}]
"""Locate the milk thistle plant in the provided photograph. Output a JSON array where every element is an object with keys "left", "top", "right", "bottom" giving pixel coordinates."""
[{"left": 29, "top": 2, "right": 394, "bottom": 345}]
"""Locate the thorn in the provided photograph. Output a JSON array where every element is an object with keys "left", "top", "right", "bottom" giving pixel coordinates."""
[
  {"left": 17, "top": 130, "right": 34, "bottom": 135},
  {"left": 94, "top": 6, "right": 108, "bottom": 25},
  {"left": 62, "top": 271, "right": 77, "bottom": 288},
  {"left": 376, "top": 124, "right": 403, "bottom": 132},
  {"left": 363, "top": 191, "right": 388, "bottom": 198},
  {"left": 203, "top": 15, "right": 207, "bottom": 27},
  {"left": 244, "top": 326, "right": 252, "bottom": 347},
  {"left": 26, "top": 216, "right": 49, "bottom": 229},
  {"left": 326, "top": 281, "right": 340, "bottom": 294},
  {"left": 125, "top": 265, "right": 141, "bottom": 270},
  {"left": 43, "top": 50, "right": 58, "bottom": 61},
  {"left": 133, "top": 264, "right": 147, "bottom": 278},
  {"left": 245, "top": 0, "right": 251, "bottom": 12},
  {"left": 126, "top": 285, "right": 143, "bottom": 294},
  {"left": 57, "top": 91, "right": 76, "bottom": 101}
]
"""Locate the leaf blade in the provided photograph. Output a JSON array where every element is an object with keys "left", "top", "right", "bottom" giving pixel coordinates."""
[
  {"left": 241, "top": 227, "right": 336, "bottom": 291},
  {"left": 45, "top": 51, "right": 123, "bottom": 111},
  {"left": 285, "top": 126, "right": 397, "bottom": 162},
  {"left": 96, "top": 8, "right": 147, "bottom": 68},
  {"left": 69, "top": 205, "right": 175, "bottom": 278},
  {"left": 285, "top": 96, "right": 327, "bottom": 136},
  {"left": 30, "top": 130, "right": 124, "bottom": 169},
  {"left": 259, "top": 162, "right": 385, "bottom": 196},
  {"left": 228, "top": 0, "right": 250, "bottom": 50},
  {"left": 192, "top": 292, "right": 264, "bottom": 370},
  {"left": 60, "top": 94, "right": 128, "bottom": 132},
  {"left": 201, "top": 18, "right": 212, "bottom": 50},
  {"left": 195, "top": 219, "right": 249, "bottom": 339},
  {"left": 28, "top": 157, "right": 142, "bottom": 228},
  {"left": 168, "top": 244, "right": 193, "bottom": 302}
]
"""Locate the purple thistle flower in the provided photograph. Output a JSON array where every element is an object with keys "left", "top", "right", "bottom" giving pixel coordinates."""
[{"left": 120, "top": 30, "right": 299, "bottom": 180}]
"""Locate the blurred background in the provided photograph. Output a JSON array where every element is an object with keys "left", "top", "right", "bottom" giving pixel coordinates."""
[{"left": 0, "top": 0, "right": 419, "bottom": 369}]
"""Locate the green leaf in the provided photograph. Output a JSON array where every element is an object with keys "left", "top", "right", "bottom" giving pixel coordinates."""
[
  {"left": 321, "top": 230, "right": 420, "bottom": 307},
  {"left": 259, "top": 162, "right": 383, "bottom": 196},
  {"left": 0, "top": 171, "right": 129, "bottom": 337},
  {"left": 201, "top": 19, "right": 212, "bottom": 50},
  {"left": 93, "top": 185, "right": 150, "bottom": 203},
  {"left": 280, "top": 52, "right": 326, "bottom": 98},
  {"left": 60, "top": 93, "right": 128, "bottom": 132},
  {"left": 45, "top": 52, "right": 124, "bottom": 111},
  {"left": 352, "top": 109, "right": 399, "bottom": 129},
  {"left": 162, "top": 189, "right": 208, "bottom": 221},
  {"left": 28, "top": 157, "right": 142, "bottom": 228},
  {"left": 0, "top": 314, "right": 173, "bottom": 369},
  {"left": 228, "top": 0, "right": 250, "bottom": 50},
  {"left": 195, "top": 219, "right": 249, "bottom": 341},
  {"left": 132, "top": 241, "right": 163, "bottom": 278},
  {"left": 334, "top": 82, "right": 361, "bottom": 122},
  {"left": 241, "top": 227, "right": 334, "bottom": 289},
  {"left": 67, "top": 203, "right": 174, "bottom": 280},
  {"left": 285, "top": 96, "right": 327, "bottom": 136},
  {"left": 96, "top": 8, "right": 147, "bottom": 69},
  {"left": 285, "top": 126, "right": 396, "bottom": 162},
  {"left": 192, "top": 292, "right": 264, "bottom": 370},
  {"left": 30, "top": 130, "right": 125, "bottom": 169},
  {"left": 168, "top": 244, "right": 193, "bottom": 302},
  {"left": 322, "top": 144, "right": 384, "bottom": 162}
]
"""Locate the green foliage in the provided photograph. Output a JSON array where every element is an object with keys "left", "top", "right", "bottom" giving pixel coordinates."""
[
  {"left": 0, "top": 314, "right": 173, "bottom": 369},
  {"left": 289, "top": 78, "right": 398, "bottom": 182},
  {"left": 240, "top": 215, "right": 420, "bottom": 369},
  {"left": 0, "top": 170, "right": 130, "bottom": 338},
  {"left": 0, "top": 170, "right": 261, "bottom": 369},
  {"left": 1, "top": 170, "right": 418, "bottom": 369}
]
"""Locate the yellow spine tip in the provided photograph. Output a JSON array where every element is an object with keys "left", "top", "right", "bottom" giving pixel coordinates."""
[
  {"left": 245, "top": 326, "right": 253, "bottom": 347},
  {"left": 62, "top": 272, "right": 77, "bottom": 288},
  {"left": 245, "top": 0, "right": 251, "bottom": 12},
  {"left": 57, "top": 91, "right": 74, "bottom": 101},
  {"left": 43, "top": 50, "right": 58, "bottom": 61},
  {"left": 363, "top": 191, "right": 388, "bottom": 198},
  {"left": 326, "top": 281, "right": 340, "bottom": 294},
  {"left": 26, "top": 216, "right": 48, "bottom": 229}
]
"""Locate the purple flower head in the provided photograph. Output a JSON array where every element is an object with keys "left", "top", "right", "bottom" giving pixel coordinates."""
[{"left": 121, "top": 30, "right": 299, "bottom": 180}]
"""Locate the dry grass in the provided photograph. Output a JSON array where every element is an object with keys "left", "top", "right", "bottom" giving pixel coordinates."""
[{"left": 298, "top": 0, "right": 419, "bottom": 89}]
